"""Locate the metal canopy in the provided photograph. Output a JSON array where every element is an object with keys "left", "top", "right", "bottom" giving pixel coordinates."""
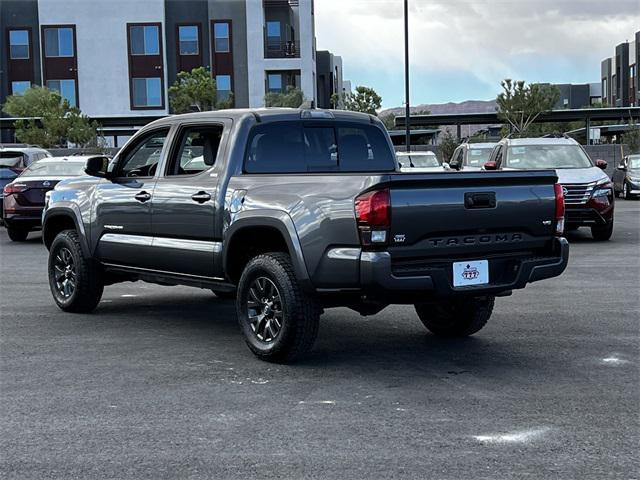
[{"left": 395, "top": 107, "right": 640, "bottom": 127}]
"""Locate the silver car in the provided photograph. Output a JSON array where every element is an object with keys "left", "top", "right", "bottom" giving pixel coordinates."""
[{"left": 396, "top": 151, "right": 446, "bottom": 173}]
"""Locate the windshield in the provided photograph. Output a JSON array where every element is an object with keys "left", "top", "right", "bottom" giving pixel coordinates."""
[
  {"left": 629, "top": 156, "right": 640, "bottom": 170},
  {"left": 400, "top": 154, "right": 439, "bottom": 168},
  {"left": 20, "top": 161, "right": 86, "bottom": 177},
  {"left": 465, "top": 148, "right": 492, "bottom": 166},
  {"left": 0, "top": 152, "right": 26, "bottom": 168},
  {"left": 506, "top": 145, "right": 593, "bottom": 169}
]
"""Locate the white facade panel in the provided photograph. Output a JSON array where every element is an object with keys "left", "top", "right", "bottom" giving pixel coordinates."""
[
  {"left": 38, "top": 0, "right": 167, "bottom": 116},
  {"left": 245, "top": 0, "right": 316, "bottom": 108}
]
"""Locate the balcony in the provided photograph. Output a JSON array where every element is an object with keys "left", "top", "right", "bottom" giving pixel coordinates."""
[{"left": 264, "top": 39, "right": 300, "bottom": 59}]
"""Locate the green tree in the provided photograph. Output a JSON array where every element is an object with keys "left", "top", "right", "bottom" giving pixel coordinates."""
[
  {"left": 169, "top": 67, "right": 226, "bottom": 113},
  {"left": 2, "top": 86, "right": 98, "bottom": 147},
  {"left": 380, "top": 114, "right": 396, "bottom": 130},
  {"left": 264, "top": 87, "right": 304, "bottom": 108},
  {"left": 343, "top": 86, "right": 382, "bottom": 115},
  {"left": 439, "top": 130, "right": 460, "bottom": 163},
  {"left": 496, "top": 79, "right": 560, "bottom": 136}
]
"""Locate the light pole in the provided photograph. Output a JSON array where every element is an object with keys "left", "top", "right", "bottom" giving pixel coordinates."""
[{"left": 404, "top": 0, "right": 411, "bottom": 153}]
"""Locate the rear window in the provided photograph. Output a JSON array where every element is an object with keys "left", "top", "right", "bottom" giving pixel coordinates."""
[
  {"left": 21, "top": 161, "right": 86, "bottom": 177},
  {"left": 0, "top": 152, "right": 26, "bottom": 168},
  {"left": 244, "top": 122, "right": 395, "bottom": 173}
]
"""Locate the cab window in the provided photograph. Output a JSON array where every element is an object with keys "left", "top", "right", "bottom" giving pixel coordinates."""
[
  {"left": 116, "top": 129, "right": 169, "bottom": 177},
  {"left": 166, "top": 125, "right": 223, "bottom": 176},
  {"left": 244, "top": 122, "right": 394, "bottom": 173}
]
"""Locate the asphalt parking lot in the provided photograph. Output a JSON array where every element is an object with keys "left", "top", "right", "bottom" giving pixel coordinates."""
[{"left": 1, "top": 200, "right": 638, "bottom": 480}]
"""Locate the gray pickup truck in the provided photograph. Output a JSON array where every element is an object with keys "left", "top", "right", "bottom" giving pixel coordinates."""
[{"left": 42, "top": 109, "right": 569, "bottom": 362}]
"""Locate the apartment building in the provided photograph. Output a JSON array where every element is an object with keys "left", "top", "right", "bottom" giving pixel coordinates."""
[
  {"left": 550, "top": 83, "right": 602, "bottom": 109},
  {"left": 1, "top": 0, "right": 318, "bottom": 120},
  {"left": 601, "top": 31, "right": 639, "bottom": 107}
]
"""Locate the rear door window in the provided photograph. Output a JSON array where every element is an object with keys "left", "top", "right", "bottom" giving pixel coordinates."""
[
  {"left": 244, "top": 122, "right": 395, "bottom": 173},
  {"left": 0, "top": 152, "right": 27, "bottom": 168}
]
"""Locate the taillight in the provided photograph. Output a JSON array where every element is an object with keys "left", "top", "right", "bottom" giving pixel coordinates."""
[
  {"left": 355, "top": 188, "right": 390, "bottom": 246},
  {"left": 554, "top": 183, "right": 565, "bottom": 236},
  {"left": 3, "top": 183, "right": 27, "bottom": 195}
]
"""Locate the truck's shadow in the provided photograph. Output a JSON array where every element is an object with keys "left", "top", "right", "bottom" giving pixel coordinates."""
[{"left": 92, "top": 291, "right": 536, "bottom": 376}]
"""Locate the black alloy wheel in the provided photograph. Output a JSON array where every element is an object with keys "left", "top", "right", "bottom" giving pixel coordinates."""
[
  {"left": 246, "top": 276, "right": 284, "bottom": 343},
  {"left": 53, "top": 247, "right": 77, "bottom": 299}
]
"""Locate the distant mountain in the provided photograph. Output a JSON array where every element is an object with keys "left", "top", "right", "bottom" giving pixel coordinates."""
[{"left": 380, "top": 100, "right": 497, "bottom": 118}]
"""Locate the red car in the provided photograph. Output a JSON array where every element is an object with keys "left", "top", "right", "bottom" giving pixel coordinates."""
[{"left": 3, "top": 156, "right": 91, "bottom": 242}]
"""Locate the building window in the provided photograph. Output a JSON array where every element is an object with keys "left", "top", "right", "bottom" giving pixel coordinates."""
[
  {"left": 9, "top": 30, "right": 30, "bottom": 59},
  {"left": 11, "top": 81, "right": 31, "bottom": 95},
  {"left": 213, "top": 22, "right": 230, "bottom": 53},
  {"left": 47, "top": 79, "right": 76, "bottom": 106},
  {"left": 266, "top": 21, "right": 281, "bottom": 42},
  {"left": 132, "top": 77, "right": 162, "bottom": 107},
  {"left": 44, "top": 27, "right": 74, "bottom": 57},
  {"left": 130, "top": 25, "right": 160, "bottom": 55},
  {"left": 267, "top": 73, "right": 282, "bottom": 93},
  {"left": 216, "top": 75, "right": 231, "bottom": 101},
  {"left": 178, "top": 25, "right": 199, "bottom": 55}
]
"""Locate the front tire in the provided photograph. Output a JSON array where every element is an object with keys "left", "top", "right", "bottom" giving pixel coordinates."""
[
  {"left": 236, "top": 253, "right": 320, "bottom": 363},
  {"left": 48, "top": 229, "right": 104, "bottom": 313},
  {"left": 7, "top": 225, "right": 29, "bottom": 242},
  {"left": 415, "top": 297, "right": 495, "bottom": 337},
  {"left": 591, "top": 221, "right": 614, "bottom": 241}
]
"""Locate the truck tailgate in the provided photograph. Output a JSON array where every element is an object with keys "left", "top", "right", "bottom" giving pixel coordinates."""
[{"left": 384, "top": 170, "right": 559, "bottom": 260}]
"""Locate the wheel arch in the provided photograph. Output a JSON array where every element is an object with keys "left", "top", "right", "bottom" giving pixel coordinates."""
[
  {"left": 223, "top": 212, "right": 311, "bottom": 289},
  {"left": 43, "top": 209, "right": 90, "bottom": 257}
]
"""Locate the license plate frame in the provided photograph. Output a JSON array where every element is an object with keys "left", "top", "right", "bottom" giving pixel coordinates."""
[{"left": 452, "top": 260, "right": 489, "bottom": 287}]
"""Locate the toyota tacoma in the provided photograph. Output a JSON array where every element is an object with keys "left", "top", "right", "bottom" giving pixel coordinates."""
[{"left": 42, "top": 109, "right": 569, "bottom": 362}]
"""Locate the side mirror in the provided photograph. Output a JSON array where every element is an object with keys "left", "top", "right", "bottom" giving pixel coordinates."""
[
  {"left": 449, "top": 160, "right": 461, "bottom": 171},
  {"left": 595, "top": 159, "right": 607, "bottom": 170},
  {"left": 85, "top": 156, "right": 111, "bottom": 178},
  {"left": 617, "top": 164, "right": 626, "bottom": 171},
  {"left": 483, "top": 161, "right": 497, "bottom": 170},
  {"left": 442, "top": 162, "right": 450, "bottom": 170}
]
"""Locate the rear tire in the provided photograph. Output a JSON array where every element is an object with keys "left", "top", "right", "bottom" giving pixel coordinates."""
[
  {"left": 48, "top": 229, "right": 104, "bottom": 313},
  {"left": 7, "top": 225, "right": 29, "bottom": 242},
  {"left": 591, "top": 221, "right": 613, "bottom": 241},
  {"left": 236, "top": 252, "right": 320, "bottom": 363},
  {"left": 415, "top": 297, "right": 495, "bottom": 337}
]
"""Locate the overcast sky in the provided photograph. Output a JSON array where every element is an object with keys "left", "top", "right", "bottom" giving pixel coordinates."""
[{"left": 314, "top": 0, "right": 640, "bottom": 108}]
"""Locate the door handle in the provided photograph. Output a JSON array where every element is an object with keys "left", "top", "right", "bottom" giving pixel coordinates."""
[
  {"left": 134, "top": 191, "right": 151, "bottom": 202},
  {"left": 191, "top": 192, "right": 211, "bottom": 203}
]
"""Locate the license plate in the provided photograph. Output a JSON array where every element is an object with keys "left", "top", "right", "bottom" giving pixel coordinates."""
[{"left": 453, "top": 260, "right": 489, "bottom": 287}]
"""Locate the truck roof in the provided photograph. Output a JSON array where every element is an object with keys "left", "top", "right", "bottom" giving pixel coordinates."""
[{"left": 145, "top": 108, "right": 376, "bottom": 128}]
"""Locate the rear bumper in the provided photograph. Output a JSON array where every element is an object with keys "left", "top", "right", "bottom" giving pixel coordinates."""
[
  {"left": 3, "top": 205, "right": 43, "bottom": 230},
  {"left": 358, "top": 237, "right": 569, "bottom": 299}
]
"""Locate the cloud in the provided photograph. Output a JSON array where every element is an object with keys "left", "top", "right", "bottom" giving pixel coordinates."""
[{"left": 315, "top": 0, "right": 640, "bottom": 106}]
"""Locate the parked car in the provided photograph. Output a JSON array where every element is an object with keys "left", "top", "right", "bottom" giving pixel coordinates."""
[
  {"left": 447, "top": 142, "right": 496, "bottom": 171},
  {"left": 484, "top": 136, "right": 614, "bottom": 240},
  {"left": 3, "top": 156, "right": 93, "bottom": 241},
  {"left": 0, "top": 145, "right": 51, "bottom": 224},
  {"left": 612, "top": 154, "right": 640, "bottom": 200},
  {"left": 42, "top": 109, "right": 568, "bottom": 362},
  {"left": 396, "top": 151, "right": 445, "bottom": 172}
]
